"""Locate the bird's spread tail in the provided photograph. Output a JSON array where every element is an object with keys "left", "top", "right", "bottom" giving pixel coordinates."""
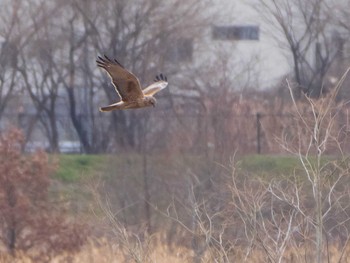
[
  {"left": 99, "top": 101, "right": 124, "bottom": 112},
  {"left": 99, "top": 106, "right": 114, "bottom": 112}
]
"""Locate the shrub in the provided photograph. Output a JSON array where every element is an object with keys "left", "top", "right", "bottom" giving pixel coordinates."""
[{"left": 0, "top": 129, "right": 87, "bottom": 261}]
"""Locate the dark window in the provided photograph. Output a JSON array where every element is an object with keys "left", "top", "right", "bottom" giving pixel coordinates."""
[
  {"left": 0, "top": 41, "right": 18, "bottom": 68},
  {"left": 212, "top": 25, "right": 259, "bottom": 41},
  {"left": 166, "top": 38, "right": 193, "bottom": 62}
]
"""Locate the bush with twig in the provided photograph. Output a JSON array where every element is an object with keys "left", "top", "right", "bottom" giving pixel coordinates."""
[{"left": 0, "top": 129, "right": 87, "bottom": 261}]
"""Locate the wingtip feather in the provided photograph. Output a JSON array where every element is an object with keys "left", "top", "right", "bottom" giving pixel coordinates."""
[
  {"left": 154, "top": 73, "right": 168, "bottom": 83},
  {"left": 97, "top": 54, "right": 125, "bottom": 68}
]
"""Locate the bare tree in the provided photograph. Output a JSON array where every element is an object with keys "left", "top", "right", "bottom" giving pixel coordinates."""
[
  {"left": 1, "top": 0, "right": 243, "bottom": 155},
  {"left": 7, "top": 1, "right": 68, "bottom": 152},
  {"left": 253, "top": 0, "right": 341, "bottom": 98},
  {"left": 56, "top": 0, "right": 212, "bottom": 152},
  {"left": 18, "top": 43, "right": 61, "bottom": 152},
  {"left": 156, "top": 68, "right": 350, "bottom": 262},
  {"left": 279, "top": 68, "right": 350, "bottom": 262},
  {"left": 0, "top": 1, "right": 21, "bottom": 120}
]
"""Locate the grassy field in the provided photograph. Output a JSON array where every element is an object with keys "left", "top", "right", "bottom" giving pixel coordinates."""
[
  {"left": 54, "top": 154, "right": 110, "bottom": 182},
  {"left": 27, "top": 153, "right": 347, "bottom": 262},
  {"left": 49, "top": 153, "right": 317, "bottom": 218},
  {"left": 53, "top": 154, "right": 304, "bottom": 182},
  {"left": 51, "top": 154, "right": 302, "bottom": 211}
]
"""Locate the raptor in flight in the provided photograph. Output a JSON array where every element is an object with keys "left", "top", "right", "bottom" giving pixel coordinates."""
[{"left": 97, "top": 55, "right": 168, "bottom": 112}]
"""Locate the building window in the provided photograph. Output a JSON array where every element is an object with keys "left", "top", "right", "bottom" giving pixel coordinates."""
[
  {"left": 0, "top": 41, "right": 18, "bottom": 68},
  {"left": 212, "top": 25, "right": 259, "bottom": 41},
  {"left": 166, "top": 38, "right": 193, "bottom": 62}
]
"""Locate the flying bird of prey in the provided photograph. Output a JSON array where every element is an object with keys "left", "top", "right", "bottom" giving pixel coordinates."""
[{"left": 96, "top": 55, "right": 168, "bottom": 112}]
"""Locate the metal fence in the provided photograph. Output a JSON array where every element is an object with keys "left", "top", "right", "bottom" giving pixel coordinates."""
[{"left": 1, "top": 110, "right": 350, "bottom": 155}]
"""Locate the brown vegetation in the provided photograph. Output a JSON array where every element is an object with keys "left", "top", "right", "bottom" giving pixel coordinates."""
[
  {"left": 1, "top": 76, "right": 350, "bottom": 261},
  {"left": 1, "top": 0, "right": 349, "bottom": 153},
  {"left": 3, "top": 237, "right": 350, "bottom": 263},
  {"left": 0, "top": 129, "right": 87, "bottom": 261},
  {"left": 0, "top": 0, "right": 350, "bottom": 262}
]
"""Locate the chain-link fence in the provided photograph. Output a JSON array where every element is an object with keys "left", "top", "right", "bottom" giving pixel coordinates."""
[{"left": 1, "top": 110, "right": 350, "bottom": 156}]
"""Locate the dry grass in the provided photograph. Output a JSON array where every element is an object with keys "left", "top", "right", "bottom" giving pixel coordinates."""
[
  {"left": 0, "top": 236, "right": 192, "bottom": 263},
  {"left": 3, "top": 237, "right": 350, "bottom": 263}
]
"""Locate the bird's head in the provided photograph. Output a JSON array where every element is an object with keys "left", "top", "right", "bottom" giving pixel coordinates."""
[{"left": 146, "top": 96, "right": 157, "bottom": 107}]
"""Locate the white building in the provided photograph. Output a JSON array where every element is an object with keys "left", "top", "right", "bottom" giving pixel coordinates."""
[
  {"left": 217, "top": 1, "right": 289, "bottom": 87},
  {"left": 187, "top": 1, "right": 291, "bottom": 90},
  {"left": 180, "top": 0, "right": 349, "bottom": 93}
]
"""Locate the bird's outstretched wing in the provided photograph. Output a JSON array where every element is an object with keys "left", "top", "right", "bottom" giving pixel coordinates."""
[
  {"left": 142, "top": 74, "right": 168, "bottom": 96},
  {"left": 96, "top": 55, "right": 144, "bottom": 102}
]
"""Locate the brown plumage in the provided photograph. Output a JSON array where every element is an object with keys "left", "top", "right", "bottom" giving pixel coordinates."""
[{"left": 96, "top": 55, "right": 168, "bottom": 112}]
